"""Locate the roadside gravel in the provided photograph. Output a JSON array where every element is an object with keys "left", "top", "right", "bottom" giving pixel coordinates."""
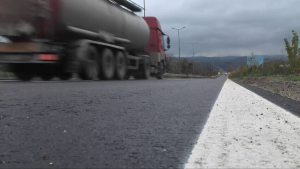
[
  {"left": 234, "top": 76, "right": 300, "bottom": 102},
  {"left": 233, "top": 79, "right": 300, "bottom": 117}
]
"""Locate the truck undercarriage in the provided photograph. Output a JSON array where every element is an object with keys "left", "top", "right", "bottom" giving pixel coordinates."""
[{"left": 0, "top": 39, "right": 165, "bottom": 81}]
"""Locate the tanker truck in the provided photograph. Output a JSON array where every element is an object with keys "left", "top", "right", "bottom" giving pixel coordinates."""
[{"left": 0, "top": 0, "right": 170, "bottom": 81}]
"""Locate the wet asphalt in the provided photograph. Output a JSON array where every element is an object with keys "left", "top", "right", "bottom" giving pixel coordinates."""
[{"left": 0, "top": 76, "right": 227, "bottom": 168}]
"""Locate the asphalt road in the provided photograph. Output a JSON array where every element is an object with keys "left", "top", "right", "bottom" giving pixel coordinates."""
[{"left": 0, "top": 76, "right": 227, "bottom": 168}]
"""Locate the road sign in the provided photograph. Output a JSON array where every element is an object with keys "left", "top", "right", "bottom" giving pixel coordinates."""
[{"left": 247, "top": 56, "right": 264, "bottom": 67}]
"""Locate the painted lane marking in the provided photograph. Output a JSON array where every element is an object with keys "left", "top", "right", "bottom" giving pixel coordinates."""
[{"left": 185, "top": 79, "right": 300, "bottom": 168}]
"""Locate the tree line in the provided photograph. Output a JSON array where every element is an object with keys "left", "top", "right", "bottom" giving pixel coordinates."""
[
  {"left": 229, "top": 30, "right": 300, "bottom": 78},
  {"left": 165, "top": 53, "right": 219, "bottom": 76}
]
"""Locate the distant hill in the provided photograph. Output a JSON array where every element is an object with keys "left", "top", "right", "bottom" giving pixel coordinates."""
[{"left": 172, "top": 55, "right": 288, "bottom": 71}]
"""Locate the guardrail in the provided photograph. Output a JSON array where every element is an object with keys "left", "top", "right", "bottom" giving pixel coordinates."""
[
  {"left": 163, "top": 73, "right": 224, "bottom": 79},
  {"left": 164, "top": 73, "right": 211, "bottom": 78}
]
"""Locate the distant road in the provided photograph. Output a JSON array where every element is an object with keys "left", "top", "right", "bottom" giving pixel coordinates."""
[{"left": 0, "top": 77, "right": 227, "bottom": 168}]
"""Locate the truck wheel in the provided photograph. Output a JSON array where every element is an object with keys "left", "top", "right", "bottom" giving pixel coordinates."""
[
  {"left": 40, "top": 73, "right": 54, "bottom": 81},
  {"left": 156, "top": 62, "right": 164, "bottom": 80},
  {"left": 79, "top": 46, "right": 99, "bottom": 80},
  {"left": 59, "top": 73, "right": 72, "bottom": 81},
  {"left": 114, "top": 51, "right": 127, "bottom": 80},
  {"left": 124, "top": 74, "right": 130, "bottom": 80},
  {"left": 134, "top": 57, "right": 150, "bottom": 80},
  {"left": 99, "top": 48, "right": 115, "bottom": 80},
  {"left": 142, "top": 57, "right": 151, "bottom": 79},
  {"left": 15, "top": 70, "right": 33, "bottom": 81}
]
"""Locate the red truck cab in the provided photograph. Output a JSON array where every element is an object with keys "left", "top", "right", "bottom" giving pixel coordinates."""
[{"left": 143, "top": 17, "right": 170, "bottom": 73}]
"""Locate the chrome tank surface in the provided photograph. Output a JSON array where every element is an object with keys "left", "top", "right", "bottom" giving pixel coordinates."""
[{"left": 59, "top": 0, "right": 150, "bottom": 51}]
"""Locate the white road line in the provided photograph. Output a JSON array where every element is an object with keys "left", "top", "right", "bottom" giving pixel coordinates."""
[{"left": 185, "top": 79, "right": 300, "bottom": 168}]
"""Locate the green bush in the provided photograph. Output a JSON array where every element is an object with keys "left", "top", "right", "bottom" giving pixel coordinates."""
[
  {"left": 229, "top": 60, "right": 295, "bottom": 79},
  {"left": 230, "top": 30, "right": 300, "bottom": 79},
  {"left": 284, "top": 30, "right": 300, "bottom": 74}
]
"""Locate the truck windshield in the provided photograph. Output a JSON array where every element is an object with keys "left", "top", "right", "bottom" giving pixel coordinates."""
[{"left": 161, "top": 35, "right": 165, "bottom": 49}]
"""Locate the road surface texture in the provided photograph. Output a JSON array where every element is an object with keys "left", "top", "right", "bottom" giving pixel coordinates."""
[
  {"left": 0, "top": 76, "right": 226, "bottom": 168},
  {"left": 185, "top": 80, "right": 300, "bottom": 168}
]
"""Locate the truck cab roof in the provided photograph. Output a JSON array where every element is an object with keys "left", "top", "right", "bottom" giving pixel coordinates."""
[{"left": 143, "top": 17, "right": 164, "bottom": 35}]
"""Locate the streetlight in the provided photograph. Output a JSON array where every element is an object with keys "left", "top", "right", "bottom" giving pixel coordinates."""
[
  {"left": 188, "top": 41, "right": 198, "bottom": 75},
  {"left": 172, "top": 27, "right": 185, "bottom": 74}
]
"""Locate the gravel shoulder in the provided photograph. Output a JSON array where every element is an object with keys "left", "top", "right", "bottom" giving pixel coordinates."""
[{"left": 234, "top": 76, "right": 300, "bottom": 102}]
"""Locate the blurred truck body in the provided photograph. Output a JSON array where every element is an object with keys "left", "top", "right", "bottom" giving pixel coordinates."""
[{"left": 0, "top": 0, "right": 170, "bottom": 81}]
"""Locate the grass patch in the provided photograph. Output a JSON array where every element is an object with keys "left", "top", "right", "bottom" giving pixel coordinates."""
[
  {"left": 274, "top": 88, "right": 280, "bottom": 94},
  {"left": 273, "top": 74, "right": 300, "bottom": 81},
  {"left": 229, "top": 60, "right": 300, "bottom": 81},
  {"left": 286, "top": 75, "right": 300, "bottom": 81}
]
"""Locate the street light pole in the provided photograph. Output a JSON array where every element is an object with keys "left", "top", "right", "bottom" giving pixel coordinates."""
[
  {"left": 188, "top": 41, "right": 198, "bottom": 75},
  {"left": 172, "top": 27, "right": 185, "bottom": 74}
]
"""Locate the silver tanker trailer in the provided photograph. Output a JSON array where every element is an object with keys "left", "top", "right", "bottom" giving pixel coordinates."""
[{"left": 0, "top": 0, "right": 170, "bottom": 81}]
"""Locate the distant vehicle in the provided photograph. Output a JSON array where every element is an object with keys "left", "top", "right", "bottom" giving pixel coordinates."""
[{"left": 0, "top": 0, "right": 170, "bottom": 81}]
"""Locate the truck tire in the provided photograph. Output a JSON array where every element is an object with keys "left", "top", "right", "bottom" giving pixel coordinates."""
[
  {"left": 59, "top": 73, "right": 72, "bottom": 81},
  {"left": 99, "top": 48, "right": 115, "bottom": 80},
  {"left": 156, "top": 62, "right": 164, "bottom": 80},
  {"left": 15, "top": 70, "right": 33, "bottom": 81},
  {"left": 40, "top": 73, "right": 54, "bottom": 81},
  {"left": 142, "top": 57, "right": 151, "bottom": 79},
  {"left": 79, "top": 46, "right": 99, "bottom": 80},
  {"left": 134, "top": 56, "right": 150, "bottom": 80},
  {"left": 114, "top": 51, "right": 127, "bottom": 80}
]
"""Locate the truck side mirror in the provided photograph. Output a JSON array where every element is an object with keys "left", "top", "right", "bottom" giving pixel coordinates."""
[
  {"left": 167, "top": 37, "right": 170, "bottom": 45},
  {"left": 167, "top": 44, "right": 170, "bottom": 49}
]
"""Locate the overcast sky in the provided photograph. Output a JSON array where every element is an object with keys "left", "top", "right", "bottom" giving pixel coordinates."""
[{"left": 133, "top": 0, "right": 300, "bottom": 57}]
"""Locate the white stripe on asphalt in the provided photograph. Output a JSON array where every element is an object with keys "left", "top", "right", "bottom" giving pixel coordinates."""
[{"left": 185, "top": 79, "right": 300, "bottom": 168}]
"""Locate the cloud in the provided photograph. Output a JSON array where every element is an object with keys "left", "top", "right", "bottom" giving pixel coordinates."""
[{"left": 134, "top": 0, "right": 300, "bottom": 57}]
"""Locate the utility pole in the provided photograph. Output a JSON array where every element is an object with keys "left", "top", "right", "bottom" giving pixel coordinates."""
[
  {"left": 172, "top": 27, "right": 185, "bottom": 74},
  {"left": 189, "top": 41, "right": 198, "bottom": 75}
]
